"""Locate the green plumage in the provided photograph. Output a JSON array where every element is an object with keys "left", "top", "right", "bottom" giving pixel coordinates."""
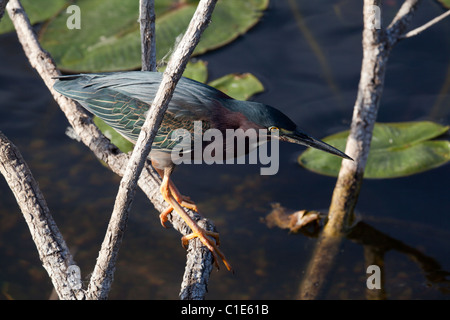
[{"left": 53, "top": 71, "right": 351, "bottom": 168}]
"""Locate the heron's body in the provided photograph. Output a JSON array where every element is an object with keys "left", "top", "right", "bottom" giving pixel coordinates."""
[
  {"left": 54, "top": 72, "right": 295, "bottom": 168},
  {"left": 54, "top": 71, "right": 351, "bottom": 271}
]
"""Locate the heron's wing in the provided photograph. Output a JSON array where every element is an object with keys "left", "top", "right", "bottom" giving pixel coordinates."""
[
  {"left": 56, "top": 72, "right": 230, "bottom": 120},
  {"left": 53, "top": 72, "right": 215, "bottom": 150}
]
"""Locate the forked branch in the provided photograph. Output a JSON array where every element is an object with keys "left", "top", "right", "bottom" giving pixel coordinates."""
[{"left": 298, "top": 0, "right": 449, "bottom": 299}]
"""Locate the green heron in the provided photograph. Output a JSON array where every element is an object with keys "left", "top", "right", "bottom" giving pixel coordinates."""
[{"left": 54, "top": 71, "right": 351, "bottom": 271}]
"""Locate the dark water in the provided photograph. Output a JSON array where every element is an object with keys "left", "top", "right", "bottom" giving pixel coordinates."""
[{"left": 0, "top": 0, "right": 449, "bottom": 299}]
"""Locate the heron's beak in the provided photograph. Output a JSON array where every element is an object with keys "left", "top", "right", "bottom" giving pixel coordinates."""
[{"left": 280, "top": 129, "right": 353, "bottom": 160}]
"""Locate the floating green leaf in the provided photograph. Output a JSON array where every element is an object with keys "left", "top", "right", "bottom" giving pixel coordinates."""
[
  {"left": 159, "top": 60, "right": 208, "bottom": 83},
  {"left": 93, "top": 116, "right": 134, "bottom": 154},
  {"left": 438, "top": 0, "right": 450, "bottom": 9},
  {"left": 208, "top": 73, "right": 264, "bottom": 100},
  {"left": 298, "top": 121, "right": 450, "bottom": 179},
  {"left": 38, "top": 0, "right": 269, "bottom": 72}
]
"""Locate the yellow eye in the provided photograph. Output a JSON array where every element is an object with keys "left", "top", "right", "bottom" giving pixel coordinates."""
[{"left": 269, "top": 126, "right": 279, "bottom": 132}]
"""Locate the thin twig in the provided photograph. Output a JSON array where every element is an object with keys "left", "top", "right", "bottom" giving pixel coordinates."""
[
  {"left": 85, "top": 0, "right": 218, "bottom": 300},
  {"left": 402, "top": 9, "right": 450, "bottom": 39},
  {"left": 140, "top": 0, "right": 157, "bottom": 71}
]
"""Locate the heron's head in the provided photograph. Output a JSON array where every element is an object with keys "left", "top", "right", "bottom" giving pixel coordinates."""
[{"left": 240, "top": 102, "right": 352, "bottom": 160}]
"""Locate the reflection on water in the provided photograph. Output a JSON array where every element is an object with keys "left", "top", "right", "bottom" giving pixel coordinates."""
[
  {"left": 0, "top": 0, "right": 449, "bottom": 299},
  {"left": 264, "top": 203, "right": 450, "bottom": 299}
]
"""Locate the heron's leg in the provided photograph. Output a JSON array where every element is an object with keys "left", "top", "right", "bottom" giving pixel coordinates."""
[
  {"left": 159, "top": 166, "right": 232, "bottom": 272},
  {"left": 168, "top": 180, "right": 198, "bottom": 211}
]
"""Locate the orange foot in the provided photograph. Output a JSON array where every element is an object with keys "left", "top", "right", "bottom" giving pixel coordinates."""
[
  {"left": 159, "top": 174, "right": 233, "bottom": 272},
  {"left": 182, "top": 227, "right": 233, "bottom": 272}
]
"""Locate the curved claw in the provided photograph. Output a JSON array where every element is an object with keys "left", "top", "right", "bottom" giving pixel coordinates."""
[
  {"left": 159, "top": 206, "right": 173, "bottom": 228},
  {"left": 182, "top": 230, "right": 232, "bottom": 272}
]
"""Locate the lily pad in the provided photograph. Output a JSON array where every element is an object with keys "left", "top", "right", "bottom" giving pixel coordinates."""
[
  {"left": 159, "top": 60, "right": 208, "bottom": 83},
  {"left": 298, "top": 121, "right": 450, "bottom": 179},
  {"left": 38, "top": 0, "right": 269, "bottom": 72},
  {"left": 0, "top": 0, "right": 67, "bottom": 34},
  {"left": 93, "top": 116, "right": 134, "bottom": 153},
  {"left": 208, "top": 73, "right": 264, "bottom": 100},
  {"left": 438, "top": 0, "right": 450, "bottom": 9}
]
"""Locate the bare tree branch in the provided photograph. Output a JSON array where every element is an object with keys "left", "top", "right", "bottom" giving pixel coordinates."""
[
  {"left": 298, "top": 0, "right": 450, "bottom": 300},
  {"left": 140, "top": 0, "right": 157, "bottom": 71},
  {"left": 402, "top": 9, "right": 450, "bottom": 39},
  {"left": 6, "top": 0, "right": 218, "bottom": 300},
  {"left": 0, "top": 131, "right": 84, "bottom": 300},
  {"left": 298, "top": 0, "right": 419, "bottom": 299}
]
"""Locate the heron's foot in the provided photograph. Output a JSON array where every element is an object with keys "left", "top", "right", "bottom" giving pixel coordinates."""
[
  {"left": 182, "top": 228, "right": 233, "bottom": 272},
  {"left": 178, "top": 197, "right": 198, "bottom": 212},
  {"left": 159, "top": 176, "right": 232, "bottom": 271}
]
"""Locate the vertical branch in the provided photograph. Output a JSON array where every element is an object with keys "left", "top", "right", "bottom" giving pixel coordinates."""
[
  {"left": 325, "top": 0, "right": 390, "bottom": 235},
  {"left": 140, "top": 0, "right": 157, "bottom": 71},
  {"left": 86, "top": 0, "right": 218, "bottom": 300},
  {"left": 297, "top": 0, "right": 422, "bottom": 299}
]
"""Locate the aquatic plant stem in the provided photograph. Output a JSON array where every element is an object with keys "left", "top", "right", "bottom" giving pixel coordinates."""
[{"left": 402, "top": 9, "right": 450, "bottom": 39}]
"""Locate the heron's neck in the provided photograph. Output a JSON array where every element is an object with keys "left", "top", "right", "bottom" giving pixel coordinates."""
[{"left": 213, "top": 100, "right": 265, "bottom": 132}]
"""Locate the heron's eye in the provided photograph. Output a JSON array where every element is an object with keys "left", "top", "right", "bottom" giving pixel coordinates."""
[{"left": 269, "top": 126, "right": 279, "bottom": 132}]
